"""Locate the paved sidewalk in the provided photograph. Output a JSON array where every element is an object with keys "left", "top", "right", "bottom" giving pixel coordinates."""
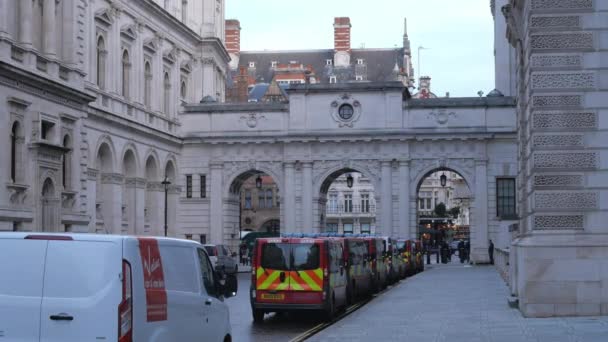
[{"left": 309, "top": 263, "right": 608, "bottom": 342}]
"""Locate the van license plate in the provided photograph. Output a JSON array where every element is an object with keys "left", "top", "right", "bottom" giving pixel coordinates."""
[{"left": 261, "top": 293, "right": 285, "bottom": 300}]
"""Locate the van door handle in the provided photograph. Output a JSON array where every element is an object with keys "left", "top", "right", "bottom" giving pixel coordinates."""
[
  {"left": 205, "top": 298, "right": 213, "bottom": 306},
  {"left": 50, "top": 314, "right": 73, "bottom": 321}
]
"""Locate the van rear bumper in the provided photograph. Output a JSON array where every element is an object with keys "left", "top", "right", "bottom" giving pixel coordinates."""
[{"left": 252, "top": 302, "right": 326, "bottom": 311}]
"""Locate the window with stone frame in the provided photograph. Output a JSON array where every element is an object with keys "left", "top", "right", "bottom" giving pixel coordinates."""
[
  {"left": 10, "top": 121, "right": 21, "bottom": 183},
  {"left": 62, "top": 134, "right": 72, "bottom": 190},
  {"left": 121, "top": 50, "right": 131, "bottom": 99},
  {"left": 96, "top": 36, "right": 106, "bottom": 89},
  {"left": 361, "top": 194, "right": 370, "bottom": 213},
  {"left": 343, "top": 223, "right": 353, "bottom": 234},
  {"left": 360, "top": 223, "right": 371, "bottom": 234},
  {"left": 163, "top": 72, "right": 171, "bottom": 116},
  {"left": 344, "top": 194, "right": 353, "bottom": 213},
  {"left": 144, "top": 61, "right": 152, "bottom": 108},
  {"left": 258, "top": 190, "right": 266, "bottom": 209},
  {"left": 186, "top": 175, "right": 192, "bottom": 198},
  {"left": 200, "top": 175, "right": 206, "bottom": 198},
  {"left": 496, "top": 178, "right": 516, "bottom": 219}
]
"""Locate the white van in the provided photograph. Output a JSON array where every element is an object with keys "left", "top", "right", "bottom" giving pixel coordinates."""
[{"left": 0, "top": 233, "right": 237, "bottom": 342}]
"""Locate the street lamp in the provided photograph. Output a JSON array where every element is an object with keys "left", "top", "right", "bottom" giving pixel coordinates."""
[
  {"left": 255, "top": 175, "right": 262, "bottom": 189},
  {"left": 440, "top": 173, "right": 447, "bottom": 187},
  {"left": 161, "top": 176, "right": 171, "bottom": 237},
  {"left": 346, "top": 174, "right": 354, "bottom": 188}
]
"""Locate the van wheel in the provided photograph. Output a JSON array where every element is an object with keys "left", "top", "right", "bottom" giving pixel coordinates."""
[{"left": 252, "top": 309, "right": 264, "bottom": 324}]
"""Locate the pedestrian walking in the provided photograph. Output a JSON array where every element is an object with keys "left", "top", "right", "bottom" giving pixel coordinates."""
[
  {"left": 464, "top": 240, "right": 470, "bottom": 263},
  {"left": 239, "top": 243, "right": 247, "bottom": 264},
  {"left": 488, "top": 240, "right": 495, "bottom": 265},
  {"left": 458, "top": 240, "right": 465, "bottom": 263}
]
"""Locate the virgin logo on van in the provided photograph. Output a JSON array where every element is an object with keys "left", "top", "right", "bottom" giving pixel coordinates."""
[{"left": 144, "top": 246, "right": 161, "bottom": 277}]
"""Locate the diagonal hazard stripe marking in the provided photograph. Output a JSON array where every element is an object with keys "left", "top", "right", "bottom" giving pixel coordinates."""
[
  {"left": 259, "top": 271, "right": 280, "bottom": 290},
  {"left": 299, "top": 271, "right": 322, "bottom": 291}
]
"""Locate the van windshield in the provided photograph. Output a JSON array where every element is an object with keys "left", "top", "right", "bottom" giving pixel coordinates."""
[
  {"left": 261, "top": 243, "right": 290, "bottom": 270},
  {"left": 292, "top": 244, "right": 320, "bottom": 270}
]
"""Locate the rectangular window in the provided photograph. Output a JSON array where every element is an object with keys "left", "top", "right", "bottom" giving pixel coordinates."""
[
  {"left": 361, "top": 194, "right": 370, "bottom": 213},
  {"left": 258, "top": 190, "right": 265, "bottom": 209},
  {"left": 361, "top": 223, "right": 371, "bottom": 234},
  {"left": 343, "top": 223, "right": 353, "bottom": 234},
  {"left": 199, "top": 234, "right": 206, "bottom": 244},
  {"left": 497, "top": 178, "right": 516, "bottom": 219},
  {"left": 244, "top": 190, "right": 252, "bottom": 209},
  {"left": 426, "top": 198, "right": 432, "bottom": 210},
  {"left": 357, "top": 59, "right": 364, "bottom": 65},
  {"left": 266, "top": 189, "right": 273, "bottom": 208},
  {"left": 326, "top": 59, "right": 332, "bottom": 65},
  {"left": 419, "top": 198, "right": 425, "bottom": 210},
  {"left": 271, "top": 61, "right": 277, "bottom": 68},
  {"left": 344, "top": 194, "right": 353, "bottom": 213},
  {"left": 200, "top": 175, "right": 206, "bottom": 198},
  {"left": 186, "top": 175, "right": 192, "bottom": 198},
  {"left": 329, "top": 76, "right": 337, "bottom": 84},
  {"left": 329, "top": 194, "right": 338, "bottom": 212}
]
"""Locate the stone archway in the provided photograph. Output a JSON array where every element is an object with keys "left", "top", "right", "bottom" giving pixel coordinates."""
[
  {"left": 409, "top": 158, "right": 489, "bottom": 263},
  {"left": 215, "top": 164, "right": 283, "bottom": 251},
  {"left": 315, "top": 166, "right": 380, "bottom": 235}
]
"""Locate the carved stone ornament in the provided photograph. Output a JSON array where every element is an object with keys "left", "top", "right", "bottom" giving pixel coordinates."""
[
  {"left": 240, "top": 113, "right": 266, "bottom": 128},
  {"left": 330, "top": 93, "right": 362, "bottom": 128},
  {"left": 7, "top": 184, "right": 28, "bottom": 206},
  {"left": 428, "top": 108, "right": 456, "bottom": 125}
]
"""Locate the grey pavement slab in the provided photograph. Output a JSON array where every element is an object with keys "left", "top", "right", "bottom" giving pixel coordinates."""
[{"left": 309, "top": 263, "right": 608, "bottom": 342}]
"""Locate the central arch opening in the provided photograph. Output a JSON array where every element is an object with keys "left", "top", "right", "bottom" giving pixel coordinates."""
[
  {"left": 318, "top": 168, "right": 377, "bottom": 234},
  {"left": 227, "top": 170, "right": 281, "bottom": 258},
  {"left": 415, "top": 168, "right": 472, "bottom": 264}
]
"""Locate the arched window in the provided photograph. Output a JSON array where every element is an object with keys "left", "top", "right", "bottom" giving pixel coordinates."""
[
  {"left": 121, "top": 50, "right": 130, "bottom": 99},
  {"left": 96, "top": 37, "right": 106, "bottom": 89},
  {"left": 62, "top": 135, "right": 71, "bottom": 189},
  {"left": 163, "top": 72, "right": 171, "bottom": 116},
  {"left": 10, "top": 122, "right": 19, "bottom": 183},
  {"left": 182, "top": 0, "right": 188, "bottom": 23},
  {"left": 266, "top": 189, "right": 273, "bottom": 208},
  {"left": 180, "top": 80, "right": 187, "bottom": 99},
  {"left": 144, "top": 62, "right": 152, "bottom": 108}
]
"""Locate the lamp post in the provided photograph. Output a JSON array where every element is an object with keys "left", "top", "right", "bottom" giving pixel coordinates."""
[{"left": 161, "top": 176, "right": 171, "bottom": 237}]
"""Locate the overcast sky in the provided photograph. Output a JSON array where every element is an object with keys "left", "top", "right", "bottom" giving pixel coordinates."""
[{"left": 226, "top": 0, "right": 497, "bottom": 97}]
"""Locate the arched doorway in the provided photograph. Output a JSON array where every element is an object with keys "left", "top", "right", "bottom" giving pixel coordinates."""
[
  {"left": 145, "top": 155, "right": 159, "bottom": 235},
  {"left": 414, "top": 168, "right": 473, "bottom": 262},
  {"left": 226, "top": 170, "right": 281, "bottom": 251},
  {"left": 41, "top": 178, "right": 59, "bottom": 232},
  {"left": 317, "top": 168, "right": 378, "bottom": 235},
  {"left": 95, "top": 142, "right": 114, "bottom": 233},
  {"left": 122, "top": 149, "right": 138, "bottom": 234}
]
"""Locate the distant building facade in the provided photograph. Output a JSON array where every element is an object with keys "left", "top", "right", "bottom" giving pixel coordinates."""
[{"left": 325, "top": 173, "right": 377, "bottom": 234}]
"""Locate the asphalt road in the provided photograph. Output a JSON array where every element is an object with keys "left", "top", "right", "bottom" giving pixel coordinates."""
[{"left": 226, "top": 273, "right": 325, "bottom": 342}]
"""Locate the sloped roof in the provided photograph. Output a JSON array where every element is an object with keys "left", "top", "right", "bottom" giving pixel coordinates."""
[{"left": 236, "top": 48, "right": 405, "bottom": 84}]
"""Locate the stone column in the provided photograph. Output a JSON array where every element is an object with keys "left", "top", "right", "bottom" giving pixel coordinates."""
[
  {"left": 102, "top": 173, "right": 123, "bottom": 235},
  {"left": 19, "top": 0, "right": 33, "bottom": 46},
  {"left": 473, "top": 159, "right": 489, "bottom": 262},
  {"left": 283, "top": 162, "right": 296, "bottom": 232},
  {"left": 42, "top": 0, "right": 56, "bottom": 57},
  {"left": 302, "top": 162, "right": 313, "bottom": 233},
  {"left": 134, "top": 178, "right": 146, "bottom": 235},
  {"left": 202, "top": 59, "right": 216, "bottom": 98},
  {"left": 209, "top": 162, "right": 223, "bottom": 244},
  {"left": 86, "top": 169, "right": 98, "bottom": 232},
  {"left": 380, "top": 161, "right": 393, "bottom": 236},
  {"left": 398, "top": 160, "right": 410, "bottom": 238},
  {"left": 0, "top": 0, "right": 10, "bottom": 38}
]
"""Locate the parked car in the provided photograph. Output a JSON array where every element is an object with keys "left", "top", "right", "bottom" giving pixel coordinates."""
[
  {"left": 204, "top": 244, "right": 239, "bottom": 274},
  {"left": 0, "top": 233, "right": 237, "bottom": 342}
]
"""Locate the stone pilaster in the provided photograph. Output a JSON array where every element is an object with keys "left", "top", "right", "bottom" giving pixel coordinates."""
[
  {"left": 398, "top": 160, "right": 410, "bottom": 238},
  {"left": 209, "top": 162, "right": 223, "bottom": 243},
  {"left": 42, "top": 0, "right": 56, "bottom": 57},
  {"left": 380, "top": 161, "right": 392, "bottom": 236},
  {"left": 19, "top": 0, "right": 33, "bottom": 46},
  {"left": 283, "top": 162, "right": 296, "bottom": 232},
  {"left": 473, "top": 159, "right": 489, "bottom": 263},
  {"left": 302, "top": 162, "right": 313, "bottom": 232}
]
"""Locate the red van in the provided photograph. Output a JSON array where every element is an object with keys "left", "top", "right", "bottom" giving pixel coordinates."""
[
  {"left": 250, "top": 237, "right": 347, "bottom": 323},
  {"left": 361, "top": 237, "right": 388, "bottom": 292},
  {"left": 342, "top": 238, "right": 373, "bottom": 301}
]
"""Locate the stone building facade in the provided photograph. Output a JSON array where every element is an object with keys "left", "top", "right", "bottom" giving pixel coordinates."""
[
  {"left": 0, "top": 0, "right": 228, "bottom": 234},
  {"left": 501, "top": 0, "right": 608, "bottom": 317}
]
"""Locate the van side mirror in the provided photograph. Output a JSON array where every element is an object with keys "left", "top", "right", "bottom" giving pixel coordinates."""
[{"left": 222, "top": 273, "right": 238, "bottom": 298}]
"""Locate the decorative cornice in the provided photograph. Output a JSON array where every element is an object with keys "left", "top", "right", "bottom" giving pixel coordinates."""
[{"left": 101, "top": 173, "right": 124, "bottom": 184}]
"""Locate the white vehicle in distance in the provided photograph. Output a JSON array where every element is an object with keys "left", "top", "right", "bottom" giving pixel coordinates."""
[
  {"left": 0, "top": 233, "right": 237, "bottom": 342},
  {"left": 203, "top": 244, "right": 239, "bottom": 274}
]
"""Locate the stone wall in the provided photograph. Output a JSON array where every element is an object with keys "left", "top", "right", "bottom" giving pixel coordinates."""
[{"left": 505, "top": 0, "right": 608, "bottom": 317}]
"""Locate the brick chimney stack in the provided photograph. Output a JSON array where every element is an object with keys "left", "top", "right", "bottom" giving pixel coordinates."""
[
  {"left": 333, "top": 17, "right": 352, "bottom": 67},
  {"left": 225, "top": 19, "right": 241, "bottom": 70}
]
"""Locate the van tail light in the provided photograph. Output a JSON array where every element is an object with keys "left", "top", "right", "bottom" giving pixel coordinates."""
[{"left": 119, "top": 260, "right": 133, "bottom": 342}]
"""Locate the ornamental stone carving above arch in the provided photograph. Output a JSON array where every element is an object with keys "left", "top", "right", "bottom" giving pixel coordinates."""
[
  {"left": 222, "top": 160, "right": 284, "bottom": 195},
  {"left": 409, "top": 158, "right": 476, "bottom": 197},
  {"left": 330, "top": 93, "right": 362, "bottom": 128},
  {"left": 312, "top": 159, "right": 381, "bottom": 195}
]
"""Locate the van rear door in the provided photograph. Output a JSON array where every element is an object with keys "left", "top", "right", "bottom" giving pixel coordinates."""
[
  {"left": 0, "top": 237, "right": 48, "bottom": 342},
  {"left": 256, "top": 240, "right": 290, "bottom": 301},
  {"left": 39, "top": 239, "right": 122, "bottom": 342}
]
